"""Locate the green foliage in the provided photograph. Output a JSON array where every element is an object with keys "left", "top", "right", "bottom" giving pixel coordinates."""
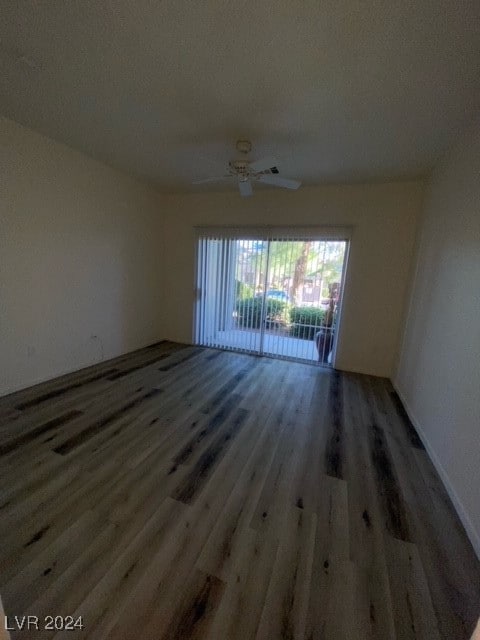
[
  {"left": 289, "top": 306, "right": 326, "bottom": 340},
  {"left": 235, "top": 280, "right": 254, "bottom": 301},
  {"left": 290, "top": 306, "right": 326, "bottom": 325},
  {"left": 236, "top": 297, "right": 288, "bottom": 329}
]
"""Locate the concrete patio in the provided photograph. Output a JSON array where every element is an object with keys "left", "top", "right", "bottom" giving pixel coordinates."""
[{"left": 212, "top": 328, "right": 324, "bottom": 363}]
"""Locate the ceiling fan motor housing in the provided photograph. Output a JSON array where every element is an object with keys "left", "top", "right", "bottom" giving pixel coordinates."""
[{"left": 230, "top": 160, "right": 250, "bottom": 181}]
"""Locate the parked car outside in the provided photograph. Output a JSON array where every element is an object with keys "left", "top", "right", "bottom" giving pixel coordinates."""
[{"left": 256, "top": 289, "right": 291, "bottom": 303}]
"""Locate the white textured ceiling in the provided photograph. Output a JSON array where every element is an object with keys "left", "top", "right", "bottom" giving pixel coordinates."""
[{"left": 1, "top": 1, "right": 480, "bottom": 191}]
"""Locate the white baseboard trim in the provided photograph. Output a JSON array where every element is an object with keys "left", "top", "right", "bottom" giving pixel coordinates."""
[
  {"left": 0, "top": 338, "right": 166, "bottom": 399},
  {"left": 393, "top": 382, "right": 480, "bottom": 560},
  {"left": 1, "top": 359, "right": 103, "bottom": 398}
]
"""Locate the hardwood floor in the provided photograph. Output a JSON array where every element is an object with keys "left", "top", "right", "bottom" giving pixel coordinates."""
[{"left": 0, "top": 342, "right": 478, "bottom": 639}]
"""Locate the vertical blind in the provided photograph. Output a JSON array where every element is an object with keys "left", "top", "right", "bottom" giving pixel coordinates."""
[{"left": 194, "top": 228, "right": 349, "bottom": 365}]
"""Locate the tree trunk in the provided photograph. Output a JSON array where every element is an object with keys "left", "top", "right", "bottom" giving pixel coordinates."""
[{"left": 291, "top": 241, "right": 311, "bottom": 304}]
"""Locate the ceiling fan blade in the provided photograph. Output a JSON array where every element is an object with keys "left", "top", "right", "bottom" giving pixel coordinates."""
[
  {"left": 192, "top": 176, "right": 232, "bottom": 184},
  {"left": 238, "top": 180, "right": 253, "bottom": 197},
  {"left": 257, "top": 174, "right": 301, "bottom": 190},
  {"left": 249, "top": 156, "right": 279, "bottom": 172}
]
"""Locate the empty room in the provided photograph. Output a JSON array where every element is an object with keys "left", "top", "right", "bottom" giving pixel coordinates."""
[{"left": 1, "top": 2, "right": 479, "bottom": 639}]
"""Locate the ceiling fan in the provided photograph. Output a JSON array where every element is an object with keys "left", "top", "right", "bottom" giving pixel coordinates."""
[{"left": 193, "top": 139, "right": 301, "bottom": 197}]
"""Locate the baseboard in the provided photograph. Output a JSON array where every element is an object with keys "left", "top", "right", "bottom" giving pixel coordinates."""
[
  {"left": 393, "top": 382, "right": 480, "bottom": 560},
  {"left": 1, "top": 359, "right": 103, "bottom": 398},
  {"left": 0, "top": 339, "right": 167, "bottom": 399}
]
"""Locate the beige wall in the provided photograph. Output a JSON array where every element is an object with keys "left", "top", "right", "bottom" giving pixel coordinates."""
[
  {"left": 162, "top": 182, "right": 424, "bottom": 377},
  {"left": 0, "top": 117, "right": 165, "bottom": 395},
  {"left": 1, "top": 117, "right": 423, "bottom": 392},
  {"left": 395, "top": 119, "right": 480, "bottom": 556}
]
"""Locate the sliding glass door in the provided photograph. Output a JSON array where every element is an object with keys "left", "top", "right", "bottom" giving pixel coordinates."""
[{"left": 195, "top": 229, "right": 349, "bottom": 366}]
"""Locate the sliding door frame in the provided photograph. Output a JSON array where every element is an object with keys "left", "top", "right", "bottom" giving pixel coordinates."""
[{"left": 193, "top": 225, "right": 352, "bottom": 368}]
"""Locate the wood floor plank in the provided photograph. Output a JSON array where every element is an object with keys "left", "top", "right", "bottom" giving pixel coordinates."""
[
  {"left": 206, "top": 526, "right": 281, "bottom": 640},
  {"left": 367, "top": 375, "right": 480, "bottom": 638},
  {"left": 50, "top": 497, "right": 187, "bottom": 640},
  {"left": 305, "top": 474, "right": 358, "bottom": 640},
  {"left": 195, "top": 363, "right": 293, "bottom": 582},
  {"left": 0, "top": 343, "right": 478, "bottom": 640},
  {"left": 158, "top": 569, "right": 226, "bottom": 640},
  {"left": 255, "top": 505, "right": 317, "bottom": 640},
  {"left": 249, "top": 371, "right": 316, "bottom": 532},
  {"left": 384, "top": 537, "right": 441, "bottom": 640},
  {"left": 1, "top": 508, "right": 101, "bottom": 615},
  {"left": 341, "top": 372, "right": 397, "bottom": 640},
  {"left": 102, "top": 369, "right": 287, "bottom": 639}
]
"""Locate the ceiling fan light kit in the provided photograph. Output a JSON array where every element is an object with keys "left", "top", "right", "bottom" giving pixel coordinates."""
[{"left": 193, "top": 140, "right": 301, "bottom": 197}]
